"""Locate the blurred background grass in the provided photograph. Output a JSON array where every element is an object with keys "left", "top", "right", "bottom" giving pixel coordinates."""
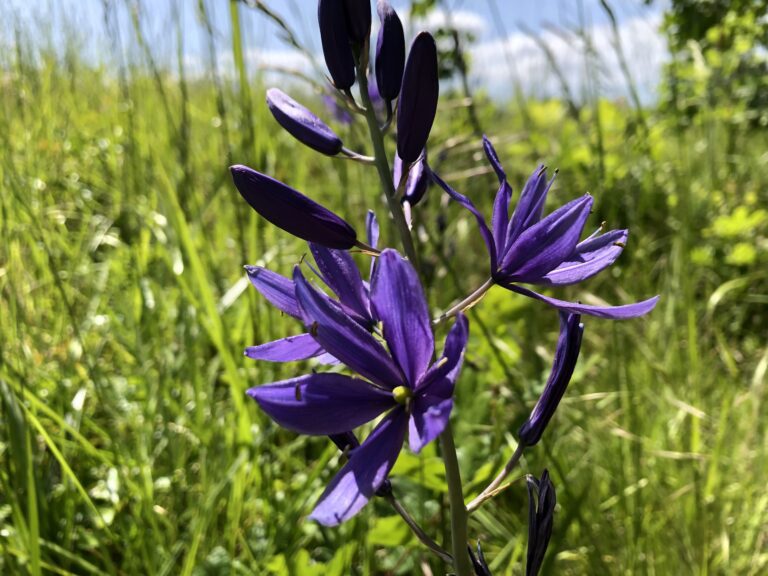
[{"left": 1, "top": 0, "right": 766, "bottom": 574}]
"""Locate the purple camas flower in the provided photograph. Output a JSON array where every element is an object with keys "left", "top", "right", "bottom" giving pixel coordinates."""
[
  {"left": 246, "top": 249, "right": 469, "bottom": 525},
  {"left": 230, "top": 164, "right": 357, "bottom": 249},
  {"left": 519, "top": 312, "right": 583, "bottom": 446},
  {"left": 397, "top": 31, "right": 439, "bottom": 164},
  {"left": 318, "top": 0, "right": 356, "bottom": 90},
  {"left": 266, "top": 88, "right": 343, "bottom": 156},
  {"left": 375, "top": 0, "right": 405, "bottom": 102},
  {"left": 526, "top": 470, "right": 556, "bottom": 576},
  {"left": 433, "top": 136, "right": 660, "bottom": 319}
]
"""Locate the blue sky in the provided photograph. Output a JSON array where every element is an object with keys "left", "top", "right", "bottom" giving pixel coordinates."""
[{"left": 4, "top": 0, "right": 668, "bottom": 101}]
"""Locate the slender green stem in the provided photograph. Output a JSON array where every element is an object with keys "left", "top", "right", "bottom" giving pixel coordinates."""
[
  {"left": 357, "top": 69, "right": 420, "bottom": 269},
  {"left": 434, "top": 277, "right": 495, "bottom": 324},
  {"left": 440, "top": 422, "right": 472, "bottom": 576},
  {"left": 466, "top": 443, "right": 525, "bottom": 513},
  {"left": 384, "top": 494, "right": 453, "bottom": 564}
]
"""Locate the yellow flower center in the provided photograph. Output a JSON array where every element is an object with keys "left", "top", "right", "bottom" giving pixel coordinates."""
[{"left": 392, "top": 386, "right": 412, "bottom": 405}]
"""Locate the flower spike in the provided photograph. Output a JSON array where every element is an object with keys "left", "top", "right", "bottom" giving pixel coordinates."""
[
  {"left": 397, "top": 32, "right": 439, "bottom": 164},
  {"left": 230, "top": 165, "right": 357, "bottom": 249},
  {"left": 266, "top": 88, "right": 343, "bottom": 156}
]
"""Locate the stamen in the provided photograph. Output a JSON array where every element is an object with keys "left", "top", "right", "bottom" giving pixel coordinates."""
[{"left": 392, "top": 386, "right": 412, "bottom": 405}]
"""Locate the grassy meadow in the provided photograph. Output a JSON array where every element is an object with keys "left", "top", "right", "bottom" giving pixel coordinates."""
[{"left": 1, "top": 1, "right": 767, "bottom": 574}]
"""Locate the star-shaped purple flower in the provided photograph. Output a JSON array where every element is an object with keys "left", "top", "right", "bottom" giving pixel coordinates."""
[
  {"left": 247, "top": 249, "right": 469, "bottom": 525},
  {"left": 432, "top": 136, "right": 659, "bottom": 319}
]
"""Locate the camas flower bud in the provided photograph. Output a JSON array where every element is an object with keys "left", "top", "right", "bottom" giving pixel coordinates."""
[
  {"left": 393, "top": 150, "right": 431, "bottom": 206},
  {"left": 343, "top": 0, "right": 371, "bottom": 45},
  {"left": 526, "top": 470, "right": 556, "bottom": 576},
  {"left": 230, "top": 164, "right": 357, "bottom": 249},
  {"left": 397, "top": 31, "right": 439, "bottom": 164},
  {"left": 266, "top": 88, "right": 343, "bottom": 156},
  {"left": 318, "top": 0, "right": 356, "bottom": 90},
  {"left": 375, "top": 0, "right": 405, "bottom": 102}
]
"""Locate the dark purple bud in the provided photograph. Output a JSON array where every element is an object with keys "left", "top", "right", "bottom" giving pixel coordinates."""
[
  {"left": 230, "top": 165, "right": 357, "bottom": 249},
  {"left": 375, "top": 0, "right": 405, "bottom": 101},
  {"left": 397, "top": 32, "right": 439, "bottom": 164},
  {"left": 518, "top": 313, "right": 583, "bottom": 446},
  {"left": 393, "top": 150, "right": 431, "bottom": 206},
  {"left": 343, "top": 0, "right": 371, "bottom": 45},
  {"left": 526, "top": 470, "right": 556, "bottom": 576},
  {"left": 318, "top": 0, "right": 356, "bottom": 90},
  {"left": 266, "top": 88, "right": 343, "bottom": 156},
  {"left": 468, "top": 541, "right": 493, "bottom": 576}
]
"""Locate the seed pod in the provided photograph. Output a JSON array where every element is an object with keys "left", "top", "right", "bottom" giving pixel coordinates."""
[
  {"left": 375, "top": 0, "right": 405, "bottom": 102},
  {"left": 231, "top": 164, "right": 357, "bottom": 249},
  {"left": 318, "top": 0, "right": 356, "bottom": 90},
  {"left": 266, "top": 88, "right": 343, "bottom": 156},
  {"left": 396, "top": 31, "right": 438, "bottom": 164}
]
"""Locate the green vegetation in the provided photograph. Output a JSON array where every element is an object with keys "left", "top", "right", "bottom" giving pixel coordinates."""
[{"left": 1, "top": 2, "right": 766, "bottom": 574}]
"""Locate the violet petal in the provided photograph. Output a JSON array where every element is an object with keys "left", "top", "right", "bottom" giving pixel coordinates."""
[
  {"left": 247, "top": 373, "right": 392, "bottom": 435},
  {"left": 417, "top": 313, "right": 469, "bottom": 397},
  {"left": 310, "top": 243, "right": 373, "bottom": 325},
  {"left": 506, "top": 165, "right": 551, "bottom": 243},
  {"left": 294, "top": 266, "right": 404, "bottom": 388},
  {"left": 245, "top": 265, "right": 300, "bottom": 318},
  {"left": 371, "top": 249, "right": 434, "bottom": 386},
  {"left": 502, "top": 283, "right": 660, "bottom": 319},
  {"left": 309, "top": 408, "right": 407, "bottom": 525},
  {"left": 540, "top": 229, "right": 628, "bottom": 286},
  {"left": 408, "top": 396, "right": 453, "bottom": 453},
  {"left": 244, "top": 333, "right": 327, "bottom": 363},
  {"left": 432, "top": 171, "right": 498, "bottom": 271}
]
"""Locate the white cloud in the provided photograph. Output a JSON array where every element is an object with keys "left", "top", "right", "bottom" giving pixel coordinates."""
[
  {"left": 470, "top": 12, "right": 667, "bottom": 103},
  {"left": 409, "top": 8, "right": 488, "bottom": 37}
]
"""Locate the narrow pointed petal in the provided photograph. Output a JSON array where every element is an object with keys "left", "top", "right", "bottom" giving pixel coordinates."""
[
  {"left": 231, "top": 165, "right": 357, "bottom": 249},
  {"left": 541, "top": 229, "right": 628, "bottom": 286},
  {"left": 266, "top": 88, "right": 343, "bottom": 156},
  {"left": 366, "top": 210, "right": 380, "bottom": 250},
  {"left": 502, "top": 283, "right": 660, "bottom": 319},
  {"left": 310, "top": 244, "right": 372, "bottom": 325},
  {"left": 245, "top": 265, "right": 300, "bottom": 318},
  {"left": 397, "top": 32, "right": 438, "bottom": 164},
  {"left": 294, "top": 267, "right": 404, "bottom": 388},
  {"left": 371, "top": 249, "right": 434, "bottom": 386},
  {"left": 375, "top": 0, "right": 405, "bottom": 101},
  {"left": 417, "top": 313, "right": 469, "bottom": 397},
  {"left": 499, "top": 195, "right": 593, "bottom": 282},
  {"left": 403, "top": 153, "right": 431, "bottom": 206},
  {"left": 247, "top": 373, "right": 393, "bottom": 435},
  {"left": 519, "top": 313, "right": 583, "bottom": 446},
  {"left": 484, "top": 137, "right": 513, "bottom": 253},
  {"left": 310, "top": 408, "right": 407, "bottom": 525},
  {"left": 408, "top": 396, "right": 453, "bottom": 453},
  {"left": 343, "top": 0, "right": 371, "bottom": 44},
  {"left": 245, "top": 333, "right": 326, "bottom": 363},
  {"left": 432, "top": 171, "right": 497, "bottom": 271},
  {"left": 318, "top": 0, "right": 356, "bottom": 89},
  {"left": 507, "top": 165, "right": 550, "bottom": 242}
]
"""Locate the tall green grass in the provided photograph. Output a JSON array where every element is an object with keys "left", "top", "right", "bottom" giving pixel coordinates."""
[{"left": 1, "top": 1, "right": 766, "bottom": 574}]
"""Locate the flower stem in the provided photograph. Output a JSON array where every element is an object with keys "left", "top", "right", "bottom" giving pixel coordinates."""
[
  {"left": 384, "top": 494, "right": 453, "bottom": 564},
  {"left": 466, "top": 443, "right": 525, "bottom": 513},
  {"left": 357, "top": 69, "right": 420, "bottom": 270},
  {"left": 434, "top": 277, "right": 495, "bottom": 324},
  {"left": 440, "top": 422, "right": 472, "bottom": 576}
]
